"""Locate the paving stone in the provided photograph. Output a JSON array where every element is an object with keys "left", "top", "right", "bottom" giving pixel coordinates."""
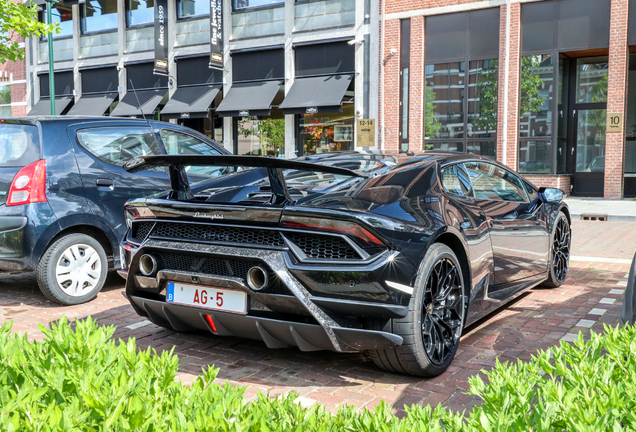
[
  {"left": 609, "top": 289, "right": 625, "bottom": 295},
  {"left": 589, "top": 308, "right": 608, "bottom": 316},
  {"left": 600, "top": 298, "right": 617, "bottom": 304},
  {"left": 576, "top": 319, "right": 596, "bottom": 328}
]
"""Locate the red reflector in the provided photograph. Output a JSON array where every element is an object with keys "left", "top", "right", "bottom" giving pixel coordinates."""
[{"left": 204, "top": 315, "right": 217, "bottom": 333}]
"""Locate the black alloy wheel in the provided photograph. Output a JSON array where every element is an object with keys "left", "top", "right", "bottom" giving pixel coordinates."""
[
  {"left": 542, "top": 212, "right": 571, "bottom": 288},
  {"left": 552, "top": 216, "right": 571, "bottom": 284},
  {"left": 421, "top": 257, "right": 464, "bottom": 365},
  {"left": 370, "top": 243, "right": 467, "bottom": 377}
]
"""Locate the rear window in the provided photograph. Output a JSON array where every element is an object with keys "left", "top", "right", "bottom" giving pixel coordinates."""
[{"left": 0, "top": 124, "right": 40, "bottom": 167}]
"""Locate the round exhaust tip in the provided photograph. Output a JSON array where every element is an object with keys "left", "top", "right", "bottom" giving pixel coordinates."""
[
  {"left": 139, "top": 254, "right": 158, "bottom": 276},
  {"left": 247, "top": 266, "right": 269, "bottom": 291}
]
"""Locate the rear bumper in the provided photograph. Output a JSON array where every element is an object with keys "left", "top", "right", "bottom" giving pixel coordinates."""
[
  {"left": 125, "top": 239, "right": 408, "bottom": 352},
  {"left": 0, "top": 216, "right": 28, "bottom": 272},
  {"left": 129, "top": 295, "right": 403, "bottom": 352}
]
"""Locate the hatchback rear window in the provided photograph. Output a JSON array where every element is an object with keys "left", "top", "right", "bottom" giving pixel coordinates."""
[{"left": 0, "top": 124, "right": 40, "bottom": 167}]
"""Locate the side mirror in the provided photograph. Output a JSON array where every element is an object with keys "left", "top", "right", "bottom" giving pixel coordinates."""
[{"left": 538, "top": 187, "right": 564, "bottom": 203}]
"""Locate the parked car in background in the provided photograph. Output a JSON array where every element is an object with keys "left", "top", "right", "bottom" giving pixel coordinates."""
[
  {"left": 120, "top": 151, "right": 571, "bottom": 377},
  {"left": 0, "top": 117, "right": 227, "bottom": 305}
]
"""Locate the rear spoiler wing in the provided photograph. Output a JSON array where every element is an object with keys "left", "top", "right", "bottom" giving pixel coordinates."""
[{"left": 123, "top": 155, "right": 365, "bottom": 204}]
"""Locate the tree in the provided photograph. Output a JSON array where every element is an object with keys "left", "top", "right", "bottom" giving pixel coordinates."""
[
  {"left": 0, "top": 1, "right": 59, "bottom": 64},
  {"left": 238, "top": 117, "right": 285, "bottom": 156},
  {"left": 424, "top": 86, "right": 440, "bottom": 139}
]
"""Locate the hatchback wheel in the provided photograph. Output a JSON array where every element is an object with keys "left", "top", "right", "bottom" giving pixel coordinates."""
[
  {"left": 37, "top": 233, "right": 108, "bottom": 305},
  {"left": 370, "top": 243, "right": 467, "bottom": 377}
]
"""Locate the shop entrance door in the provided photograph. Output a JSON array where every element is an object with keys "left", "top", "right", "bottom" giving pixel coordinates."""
[{"left": 567, "top": 57, "right": 609, "bottom": 197}]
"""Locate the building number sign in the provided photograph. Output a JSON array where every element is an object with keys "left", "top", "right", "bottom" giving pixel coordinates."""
[{"left": 607, "top": 113, "right": 623, "bottom": 133}]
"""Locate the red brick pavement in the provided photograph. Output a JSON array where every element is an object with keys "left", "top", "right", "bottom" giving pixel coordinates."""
[{"left": 0, "top": 220, "right": 632, "bottom": 415}]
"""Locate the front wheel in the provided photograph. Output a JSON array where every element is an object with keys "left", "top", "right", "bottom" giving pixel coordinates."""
[
  {"left": 370, "top": 243, "right": 467, "bottom": 377},
  {"left": 36, "top": 233, "right": 108, "bottom": 305},
  {"left": 541, "top": 212, "right": 571, "bottom": 288}
]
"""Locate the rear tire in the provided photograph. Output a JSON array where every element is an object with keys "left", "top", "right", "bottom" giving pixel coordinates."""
[
  {"left": 370, "top": 244, "right": 467, "bottom": 377},
  {"left": 541, "top": 212, "right": 571, "bottom": 288},
  {"left": 36, "top": 233, "right": 108, "bottom": 305}
]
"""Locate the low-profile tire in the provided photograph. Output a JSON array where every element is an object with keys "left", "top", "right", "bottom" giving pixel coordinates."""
[
  {"left": 370, "top": 243, "right": 467, "bottom": 377},
  {"left": 36, "top": 233, "right": 108, "bottom": 305},
  {"left": 541, "top": 212, "right": 571, "bottom": 288}
]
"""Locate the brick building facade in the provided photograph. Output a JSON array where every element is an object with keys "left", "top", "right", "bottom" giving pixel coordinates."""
[
  {"left": 0, "top": 0, "right": 28, "bottom": 118},
  {"left": 379, "top": 0, "right": 636, "bottom": 199}
]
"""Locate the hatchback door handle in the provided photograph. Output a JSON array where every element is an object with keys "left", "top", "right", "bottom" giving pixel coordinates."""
[{"left": 96, "top": 178, "right": 113, "bottom": 187}]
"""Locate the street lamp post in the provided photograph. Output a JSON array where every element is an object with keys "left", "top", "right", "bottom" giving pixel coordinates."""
[{"left": 45, "top": 0, "right": 55, "bottom": 115}]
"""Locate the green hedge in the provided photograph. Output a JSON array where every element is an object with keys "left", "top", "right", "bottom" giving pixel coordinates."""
[{"left": 0, "top": 317, "right": 635, "bottom": 431}]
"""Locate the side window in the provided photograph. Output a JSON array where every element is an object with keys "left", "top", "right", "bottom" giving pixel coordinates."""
[
  {"left": 159, "top": 129, "right": 224, "bottom": 177},
  {"left": 523, "top": 181, "right": 538, "bottom": 200},
  {"left": 464, "top": 162, "right": 528, "bottom": 202},
  {"left": 160, "top": 129, "right": 221, "bottom": 156},
  {"left": 77, "top": 127, "right": 160, "bottom": 167},
  {"left": 441, "top": 164, "right": 474, "bottom": 197}
]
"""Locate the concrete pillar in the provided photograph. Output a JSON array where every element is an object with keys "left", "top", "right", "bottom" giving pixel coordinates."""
[
  {"left": 284, "top": 0, "right": 295, "bottom": 158},
  {"left": 604, "top": 0, "right": 629, "bottom": 199},
  {"left": 222, "top": 0, "right": 233, "bottom": 153},
  {"left": 168, "top": 0, "right": 177, "bottom": 97}
]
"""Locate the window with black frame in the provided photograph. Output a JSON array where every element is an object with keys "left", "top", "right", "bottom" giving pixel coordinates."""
[
  {"left": 81, "top": 0, "right": 118, "bottom": 34},
  {"left": 518, "top": 54, "right": 555, "bottom": 174},
  {"left": 424, "top": 9, "right": 499, "bottom": 159},
  {"left": 39, "top": 1, "right": 73, "bottom": 39},
  {"left": 233, "top": 0, "right": 283, "bottom": 11},
  {"left": 177, "top": 0, "right": 209, "bottom": 18},
  {"left": 127, "top": 0, "right": 154, "bottom": 27},
  {"left": 424, "top": 60, "right": 498, "bottom": 159}
]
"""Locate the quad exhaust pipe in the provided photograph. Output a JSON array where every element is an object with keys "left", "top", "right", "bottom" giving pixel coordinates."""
[
  {"left": 139, "top": 254, "right": 160, "bottom": 276},
  {"left": 247, "top": 266, "right": 272, "bottom": 291}
]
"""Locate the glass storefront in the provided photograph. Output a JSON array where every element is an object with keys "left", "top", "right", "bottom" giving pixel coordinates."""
[
  {"left": 236, "top": 110, "right": 284, "bottom": 156},
  {"left": 178, "top": 115, "right": 223, "bottom": 143},
  {"left": 0, "top": 84, "right": 10, "bottom": 117},
  {"left": 298, "top": 104, "right": 354, "bottom": 155}
]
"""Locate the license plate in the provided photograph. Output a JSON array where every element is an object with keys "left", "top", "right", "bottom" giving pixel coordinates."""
[{"left": 166, "top": 282, "right": 247, "bottom": 315}]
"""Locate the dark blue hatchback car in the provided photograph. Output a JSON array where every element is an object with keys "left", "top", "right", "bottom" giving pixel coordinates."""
[{"left": 0, "top": 117, "right": 227, "bottom": 305}]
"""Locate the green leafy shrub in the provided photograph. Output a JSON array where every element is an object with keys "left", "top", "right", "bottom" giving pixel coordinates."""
[{"left": 0, "top": 318, "right": 634, "bottom": 431}]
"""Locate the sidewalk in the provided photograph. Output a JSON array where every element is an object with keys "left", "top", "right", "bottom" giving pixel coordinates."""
[{"left": 565, "top": 197, "right": 636, "bottom": 221}]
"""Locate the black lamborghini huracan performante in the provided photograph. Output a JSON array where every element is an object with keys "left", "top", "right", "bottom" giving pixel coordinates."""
[{"left": 120, "top": 152, "right": 571, "bottom": 377}]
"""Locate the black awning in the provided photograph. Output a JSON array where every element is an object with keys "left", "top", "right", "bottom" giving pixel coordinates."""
[
  {"left": 160, "top": 85, "right": 221, "bottom": 119},
  {"left": 215, "top": 80, "right": 282, "bottom": 117},
  {"left": 110, "top": 89, "right": 166, "bottom": 117},
  {"left": 27, "top": 96, "right": 74, "bottom": 116},
  {"left": 67, "top": 92, "right": 118, "bottom": 116},
  {"left": 278, "top": 75, "right": 352, "bottom": 115}
]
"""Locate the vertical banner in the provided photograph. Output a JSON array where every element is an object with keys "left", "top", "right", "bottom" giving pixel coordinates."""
[
  {"left": 154, "top": 0, "right": 169, "bottom": 76},
  {"left": 209, "top": 0, "right": 223, "bottom": 70}
]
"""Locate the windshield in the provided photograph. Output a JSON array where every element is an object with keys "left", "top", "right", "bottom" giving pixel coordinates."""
[{"left": 0, "top": 124, "right": 40, "bottom": 167}]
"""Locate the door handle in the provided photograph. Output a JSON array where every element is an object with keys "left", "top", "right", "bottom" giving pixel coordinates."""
[
  {"left": 491, "top": 220, "right": 505, "bottom": 229},
  {"left": 96, "top": 178, "right": 114, "bottom": 187}
]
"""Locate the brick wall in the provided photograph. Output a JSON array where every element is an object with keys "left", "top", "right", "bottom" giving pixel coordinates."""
[
  {"left": 604, "top": 0, "right": 629, "bottom": 199},
  {"left": 380, "top": 15, "right": 401, "bottom": 153},
  {"left": 381, "top": 0, "right": 633, "bottom": 198}
]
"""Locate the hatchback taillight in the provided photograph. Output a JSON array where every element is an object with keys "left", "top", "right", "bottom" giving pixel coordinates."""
[{"left": 7, "top": 160, "right": 47, "bottom": 206}]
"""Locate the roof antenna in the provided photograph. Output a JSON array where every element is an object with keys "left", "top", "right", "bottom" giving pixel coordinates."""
[{"left": 129, "top": 79, "right": 146, "bottom": 120}]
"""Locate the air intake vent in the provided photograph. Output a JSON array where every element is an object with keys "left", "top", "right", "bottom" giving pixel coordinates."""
[
  {"left": 131, "top": 222, "right": 154, "bottom": 243},
  {"left": 152, "top": 222, "right": 285, "bottom": 247},
  {"left": 286, "top": 232, "right": 361, "bottom": 260}
]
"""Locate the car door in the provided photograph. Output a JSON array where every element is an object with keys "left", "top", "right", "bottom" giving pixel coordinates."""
[
  {"left": 464, "top": 161, "right": 549, "bottom": 287},
  {"left": 68, "top": 122, "right": 172, "bottom": 242}
]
